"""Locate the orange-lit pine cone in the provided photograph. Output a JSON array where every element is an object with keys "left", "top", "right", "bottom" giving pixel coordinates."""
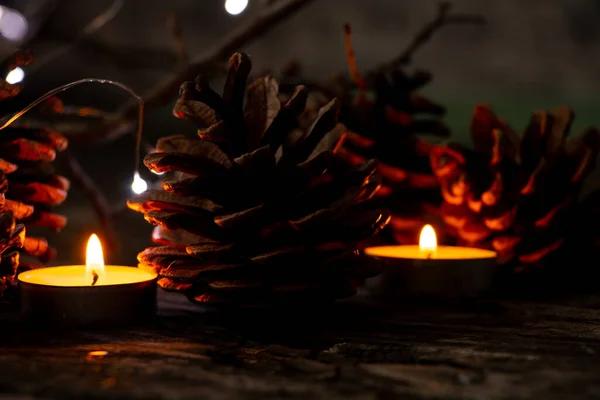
[
  {"left": 430, "top": 105, "right": 599, "bottom": 272},
  {"left": 0, "top": 51, "right": 69, "bottom": 268}
]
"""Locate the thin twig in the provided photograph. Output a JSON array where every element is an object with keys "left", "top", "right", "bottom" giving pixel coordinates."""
[
  {"left": 343, "top": 24, "right": 367, "bottom": 101},
  {"left": 280, "top": 2, "right": 485, "bottom": 98},
  {"left": 70, "top": 0, "right": 316, "bottom": 143},
  {"left": 166, "top": 12, "right": 189, "bottom": 65},
  {"left": 133, "top": 0, "right": 316, "bottom": 110},
  {"left": 16, "top": 117, "right": 138, "bottom": 146},
  {"left": 63, "top": 153, "right": 118, "bottom": 253},
  {"left": 65, "top": 38, "right": 179, "bottom": 69},
  {"left": 30, "top": 0, "right": 125, "bottom": 73},
  {"left": 380, "top": 1, "right": 486, "bottom": 72}
]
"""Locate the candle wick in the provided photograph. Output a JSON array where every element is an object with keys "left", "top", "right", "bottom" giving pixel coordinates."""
[
  {"left": 91, "top": 270, "right": 99, "bottom": 286},
  {"left": 426, "top": 251, "right": 433, "bottom": 260}
]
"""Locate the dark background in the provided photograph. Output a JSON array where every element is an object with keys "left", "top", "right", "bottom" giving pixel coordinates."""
[{"left": 3, "top": 0, "right": 600, "bottom": 265}]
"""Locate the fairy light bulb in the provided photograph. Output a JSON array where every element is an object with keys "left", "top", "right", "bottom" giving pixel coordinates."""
[
  {"left": 131, "top": 172, "right": 147, "bottom": 194},
  {"left": 0, "top": 6, "right": 28, "bottom": 42},
  {"left": 5, "top": 67, "right": 24, "bottom": 84},
  {"left": 225, "top": 0, "right": 248, "bottom": 15}
]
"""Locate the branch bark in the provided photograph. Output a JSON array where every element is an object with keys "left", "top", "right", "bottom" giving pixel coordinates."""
[
  {"left": 137, "top": 0, "right": 316, "bottom": 111},
  {"left": 167, "top": 12, "right": 189, "bottom": 65},
  {"left": 378, "top": 1, "right": 486, "bottom": 73},
  {"left": 69, "top": 0, "right": 317, "bottom": 143}
]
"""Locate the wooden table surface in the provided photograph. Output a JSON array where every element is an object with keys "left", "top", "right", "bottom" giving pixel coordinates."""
[{"left": 1, "top": 290, "right": 600, "bottom": 399}]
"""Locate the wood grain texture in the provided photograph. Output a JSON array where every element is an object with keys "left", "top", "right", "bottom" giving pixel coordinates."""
[{"left": 1, "top": 290, "right": 600, "bottom": 399}]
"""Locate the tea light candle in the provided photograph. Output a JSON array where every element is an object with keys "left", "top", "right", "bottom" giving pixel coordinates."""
[
  {"left": 364, "top": 225, "right": 497, "bottom": 297},
  {"left": 18, "top": 234, "right": 157, "bottom": 327}
]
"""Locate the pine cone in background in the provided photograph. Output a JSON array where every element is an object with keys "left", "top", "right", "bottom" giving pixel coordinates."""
[
  {"left": 0, "top": 51, "right": 69, "bottom": 270},
  {"left": 129, "top": 52, "right": 390, "bottom": 308},
  {"left": 333, "top": 66, "right": 449, "bottom": 245},
  {"left": 430, "top": 104, "right": 599, "bottom": 275},
  {"left": 278, "top": 26, "right": 450, "bottom": 246}
]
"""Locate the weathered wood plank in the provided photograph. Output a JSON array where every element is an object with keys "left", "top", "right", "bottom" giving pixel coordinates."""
[{"left": 0, "top": 291, "right": 600, "bottom": 399}]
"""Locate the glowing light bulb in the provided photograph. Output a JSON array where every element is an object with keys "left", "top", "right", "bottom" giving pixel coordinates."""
[
  {"left": 131, "top": 172, "right": 147, "bottom": 194},
  {"left": 5, "top": 67, "right": 24, "bottom": 84},
  {"left": 0, "top": 6, "right": 28, "bottom": 41},
  {"left": 225, "top": 0, "right": 248, "bottom": 15}
]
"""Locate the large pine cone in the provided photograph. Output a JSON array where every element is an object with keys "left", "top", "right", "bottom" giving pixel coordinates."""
[
  {"left": 430, "top": 105, "right": 599, "bottom": 272},
  {"left": 0, "top": 51, "right": 69, "bottom": 269},
  {"left": 128, "top": 53, "right": 390, "bottom": 308}
]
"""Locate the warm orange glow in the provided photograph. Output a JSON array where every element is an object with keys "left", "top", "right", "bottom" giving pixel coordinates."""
[
  {"left": 86, "top": 234, "right": 105, "bottom": 284},
  {"left": 86, "top": 350, "right": 108, "bottom": 359},
  {"left": 364, "top": 224, "right": 497, "bottom": 261},
  {"left": 18, "top": 233, "right": 156, "bottom": 287},
  {"left": 419, "top": 224, "right": 437, "bottom": 253}
]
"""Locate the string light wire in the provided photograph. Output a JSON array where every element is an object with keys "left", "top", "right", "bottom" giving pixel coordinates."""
[{"left": 0, "top": 78, "right": 145, "bottom": 191}]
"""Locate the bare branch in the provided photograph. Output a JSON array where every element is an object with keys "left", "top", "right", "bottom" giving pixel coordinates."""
[
  {"left": 279, "top": 2, "right": 485, "bottom": 98},
  {"left": 166, "top": 12, "right": 189, "bottom": 65},
  {"left": 377, "top": 1, "right": 486, "bottom": 73},
  {"left": 30, "top": 0, "right": 125, "bottom": 73},
  {"left": 78, "top": 40, "right": 179, "bottom": 69},
  {"left": 136, "top": 0, "right": 317, "bottom": 110},
  {"left": 67, "top": 0, "right": 316, "bottom": 145},
  {"left": 14, "top": 117, "right": 137, "bottom": 147}
]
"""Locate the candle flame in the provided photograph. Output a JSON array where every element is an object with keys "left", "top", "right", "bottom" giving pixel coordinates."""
[
  {"left": 419, "top": 224, "right": 437, "bottom": 252},
  {"left": 86, "top": 234, "right": 105, "bottom": 285}
]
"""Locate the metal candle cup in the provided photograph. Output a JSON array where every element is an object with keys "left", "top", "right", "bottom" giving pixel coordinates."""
[
  {"left": 364, "top": 225, "right": 497, "bottom": 298},
  {"left": 17, "top": 235, "right": 157, "bottom": 327}
]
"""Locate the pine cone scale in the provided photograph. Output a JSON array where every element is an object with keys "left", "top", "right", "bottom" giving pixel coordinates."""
[{"left": 130, "top": 53, "right": 388, "bottom": 307}]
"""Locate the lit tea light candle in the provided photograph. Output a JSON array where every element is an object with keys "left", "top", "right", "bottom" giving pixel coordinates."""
[
  {"left": 18, "top": 234, "right": 157, "bottom": 327},
  {"left": 364, "top": 225, "right": 497, "bottom": 297}
]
